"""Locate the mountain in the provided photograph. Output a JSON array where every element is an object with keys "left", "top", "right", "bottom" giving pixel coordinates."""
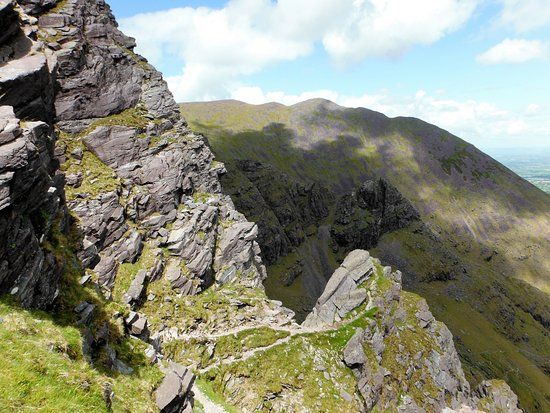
[
  {"left": 0, "top": 0, "right": 538, "bottom": 411},
  {"left": 181, "top": 99, "right": 550, "bottom": 412}
]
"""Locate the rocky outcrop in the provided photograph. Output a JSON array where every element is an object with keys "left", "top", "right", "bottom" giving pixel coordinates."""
[
  {"left": 221, "top": 159, "right": 330, "bottom": 264},
  {"left": 0, "top": 104, "right": 68, "bottom": 308},
  {"left": 305, "top": 250, "right": 522, "bottom": 412},
  {"left": 0, "top": 1, "right": 266, "bottom": 410},
  {"left": 156, "top": 362, "right": 195, "bottom": 413},
  {"left": 303, "top": 250, "right": 373, "bottom": 326},
  {"left": 331, "top": 178, "right": 419, "bottom": 249}
]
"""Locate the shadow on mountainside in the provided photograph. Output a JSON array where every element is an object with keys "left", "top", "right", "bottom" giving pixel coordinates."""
[{"left": 192, "top": 118, "right": 550, "bottom": 413}]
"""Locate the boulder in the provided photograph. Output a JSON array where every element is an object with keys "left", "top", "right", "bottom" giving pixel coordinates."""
[
  {"left": 125, "top": 311, "right": 149, "bottom": 336},
  {"left": 122, "top": 269, "right": 148, "bottom": 307},
  {"left": 303, "top": 250, "right": 374, "bottom": 327},
  {"left": 343, "top": 329, "right": 367, "bottom": 367},
  {"left": 156, "top": 363, "right": 195, "bottom": 413}
]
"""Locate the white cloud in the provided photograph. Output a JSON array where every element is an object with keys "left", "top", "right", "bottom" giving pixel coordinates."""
[
  {"left": 120, "top": 0, "right": 479, "bottom": 101},
  {"left": 322, "top": 0, "right": 479, "bottom": 64},
  {"left": 229, "top": 85, "right": 550, "bottom": 146},
  {"left": 498, "top": 0, "right": 550, "bottom": 32},
  {"left": 476, "top": 39, "right": 548, "bottom": 65}
]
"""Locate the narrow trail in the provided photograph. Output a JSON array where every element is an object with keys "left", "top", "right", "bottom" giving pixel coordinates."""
[
  {"left": 175, "top": 321, "right": 321, "bottom": 342},
  {"left": 199, "top": 333, "right": 295, "bottom": 374},
  {"left": 193, "top": 383, "right": 228, "bottom": 413}
]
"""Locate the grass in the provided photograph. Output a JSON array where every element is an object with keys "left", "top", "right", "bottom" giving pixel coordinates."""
[
  {"left": 195, "top": 379, "right": 240, "bottom": 413},
  {"left": 164, "top": 327, "right": 290, "bottom": 369},
  {"left": 0, "top": 297, "right": 162, "bottom": 412},
  {"left": 180, "top": 99, "right": 550, "bottom": 411},
  {"left": 198, "top": 308, "right": 379, "bottom": 412},
  {"left": 111, "top": 242, "right": 157, "bottom": 303},
  {"left": 0, "top": 215, "right": 164, "bottom": 412},
  {"left": 58, "top": 131, "right": 121, "bottom": 201}
]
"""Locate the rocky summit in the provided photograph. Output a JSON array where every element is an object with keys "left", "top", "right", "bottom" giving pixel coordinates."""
[{"left": 0, "top": 1, "right": 540, "bottom": 412}]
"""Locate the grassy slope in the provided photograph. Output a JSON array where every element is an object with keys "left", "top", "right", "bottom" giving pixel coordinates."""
[
  {"left": 0, "top": 219, "right": 163, "bottom": 412},
  {"left": 181, "top": 99, "right": 550, "bottom": 412}
]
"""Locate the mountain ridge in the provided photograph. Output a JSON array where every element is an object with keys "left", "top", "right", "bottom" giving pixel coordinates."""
[
  {"left": 181, "top": 98, "right": 550, "bottom": 411},
  {"left": 0, "top": 0, "right": 544, "bottom": 411}
]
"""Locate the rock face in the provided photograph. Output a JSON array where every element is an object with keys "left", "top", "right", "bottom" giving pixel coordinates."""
[
  {"left": 0, "top": 0, "right": 267, "bottom": 300},
  {"left": 0, "top": 0, "right": 266, "bottom": 410},
  {"left": 156, "top": 362, "right": 195, "bottom": 413},
  {"left": 305, "top": 250, "right": 522, "bottom": 413},
  {"left": 0, "top": 107, "right": 67, "bottom": 308},
  {"left": 331, "top": 178, "right": 419, "bottom": 249}
]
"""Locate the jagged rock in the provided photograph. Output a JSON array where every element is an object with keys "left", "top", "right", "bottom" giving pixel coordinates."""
[
  {"left": 416, "top": 299, "right": 435, "bottom": 328},
  {"left": 84, "top": 126, "right": 149, "bottom": 169},
  {"left": 0, "top": 107, "right": 67, "bottom": 309},
  {"left": 125, "top": 311, "right": 149, "bottom": 337},
  {"left": 332, "top": 178, "right": 420, "bottom": 251},
  {"left": 343, "top": 328, "right": 367, "bottom": 367},
  {"left": 474, "top": 381, "right": 522, "bottom": 413},
  {"left": 165, "top": 260, "right": 197, "bottom": 296},
  {"left": 71, "top": 191, "right": 127, "bottom": 255},
  {"left": 74, "top": 301, "right": 95, "bottom": 325},
  {"left": 123, "top": 269, "right": 148, "bottom": 307},
  {"left": 0, "top": 51, "right": 55, "bottom": 122},
  {"left": 303, "top": 250, "right": 374, "bottom": 327},
  {"left": 17, "top": 0, "right": 60, "bottom": 15},
  {"left": 166, "top": 205, "right": 217, "bottom": 282},
  {"left": 156, "top": 362, "right": 195, "bottom": 413},
  {"left": 0, "top": 1, "right": 20, "bottom": 46}
]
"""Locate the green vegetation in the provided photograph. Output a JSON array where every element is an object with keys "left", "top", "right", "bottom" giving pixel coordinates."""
[
  {"left": 180, "top": 99, "right": 550, "bottom": 412},
  {"left": 195, "top": 379, "right": 240, "bottom": 413},
  {"left": 85, "top": 107, "right": 151, "bottom": 133},
  {"left": 164, "top": 327, "right": 290, "bottom": 369},
  {"left": 58, "top": 131, "right": 121, "bottom": 200},
  {"left": 140, "top": 280, "right": 268, "bottom": 333},
  {"left": 0, "top": 217, "right": 163, "bottom": 412},
  {"left": 0, "top": 297, "right": 162, "bottom": 412},
  {"left": 440, "top": 143, "right": 475, "bottom": 175},
  {"left": 202, "top": 333, "right": 359, "bottom": 412},
  {"left": 112, "top": 242, "right": 156, "bottom": 303}
]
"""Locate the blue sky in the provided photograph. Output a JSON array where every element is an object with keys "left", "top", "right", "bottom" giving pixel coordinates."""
[{"left": 111, "top": 0, "right": 550, "bottom": 150}]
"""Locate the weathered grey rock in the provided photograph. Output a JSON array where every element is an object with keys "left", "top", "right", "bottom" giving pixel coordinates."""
[
  {"left": 156, "top": 362, "right": 195, "bottom": 413},
  {"left": 65, "top": 172, "right": 83, "bottom": 187},
  {"left": 164, "top": 260, "right": 197, "bottom": 296},
  {"left": 123, "top": 269, "right": 148, "bottom": 307},
  {"left": 303, "top": 250, "right": 373, "bottom": 327},
  {"left": 0, "top": 1, "right": 20, "bottom": 46},
  {"left": 84, "top": 126, "right": 149, "bottom": 169},
  {"left": 74, "top": 301, "right": 95, "bottom": 325},
  {"left": 0, "top": 52, "right": 55, "bottom": 122},
  {"left": 0, "top": 109, "right": 67, "bottom": 309},
  {"left": 125, "top": 311, "right": 148, "bottom": 336},
  {"left": 474, "top": 381, "right": 522, "bottom": 413},
  {"left": 343, "top": 329, "right": 367, "bottom": 367},
  {"left": 416, "top": 299, "right": 435, "bottom": 328}
]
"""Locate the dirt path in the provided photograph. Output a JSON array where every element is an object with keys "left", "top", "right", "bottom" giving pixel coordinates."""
[
  {"left": 199, "top": 333, "right": 295, "bottom": 374},
  {"left": 193, "top": 383, "right": 228, "bottom": 413}
]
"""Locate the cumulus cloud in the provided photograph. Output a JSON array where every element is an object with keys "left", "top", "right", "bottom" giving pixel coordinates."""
[
  {"left": 230, "top": 85, "right": 550, "bottom": 146},
  {"left": 477, "top": 39, "right": 549, "bottom": 65},
  {"left": 120, "top": 0, "right": 479, "bottom": 101},
  {"left": 322, "top": 0, "right": 478, "bottom": 64},
  {"left": 498, "top": 0, "right": 550, "bottom": 32}
]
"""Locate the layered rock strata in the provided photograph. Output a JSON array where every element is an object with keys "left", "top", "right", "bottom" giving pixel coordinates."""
[{"left": 305, "top": 250, "right": 522, "bottom": 413}]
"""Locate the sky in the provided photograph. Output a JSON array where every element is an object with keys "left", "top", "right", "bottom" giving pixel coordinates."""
[{"left": 110, "top": 0, "right": 550, "bottom": 151}]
